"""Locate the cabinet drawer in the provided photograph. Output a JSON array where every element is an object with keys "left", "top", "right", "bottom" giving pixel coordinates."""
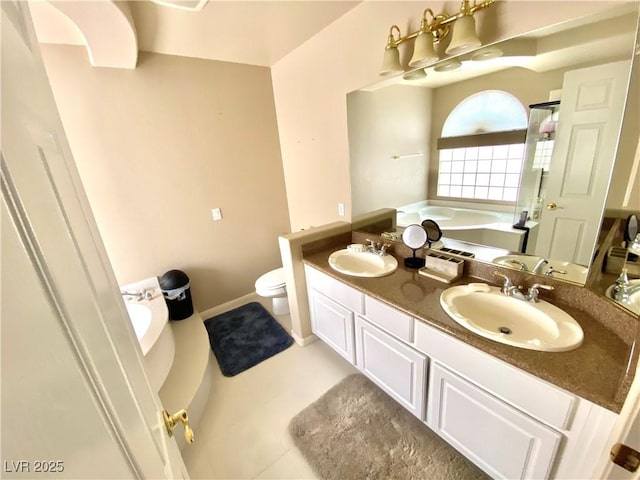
[
  {"left": 355, "top": 316, "right": 426, "bottom": 419},
  {"left": 364, "top": 295, "right": 413, "bottom": 342},
  {"left": 428, "top": 362, "right": 561, "bottom": 480},
  {"left": 415, "top": 320, "right": 576, "bottom": 431},
  {"left": 305, "top": 266, "right": 364, "bottom": 314},
  {"left": 309, "top": 289, "right": 355, "bottom": 364}
]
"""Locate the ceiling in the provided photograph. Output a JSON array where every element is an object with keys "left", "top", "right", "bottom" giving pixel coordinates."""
[{"left": 29, "top": 0, "right": 361, "bottom": 67}]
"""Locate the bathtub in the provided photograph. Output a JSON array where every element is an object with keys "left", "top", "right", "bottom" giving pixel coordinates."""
[
  {"left": 398, "top": 205, "right": 507, "bottom": 229},
  {"left": 417, "top": 206, "right": 503, "bottom": 230},
  {"left": 121, "top": 277, "right": 175, "bottom": 391},
  {"left": 397, "top": 203, "right": 526, "bottom": 252}
]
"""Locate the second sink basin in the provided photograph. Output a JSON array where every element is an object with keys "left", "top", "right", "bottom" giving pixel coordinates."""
[
  {"left": 440, "top": 283, "right": 583, "bottom": 352},
  {"left": 328, "top": 249, "right": 398, "bottom": 277},
  {"left": 492, "top": 255, "right": 588, "bottom": 284}
]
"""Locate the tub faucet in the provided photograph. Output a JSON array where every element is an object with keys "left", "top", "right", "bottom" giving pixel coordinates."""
[
  {"left": 121, "top": 289, "right": 153, "bottom": 301},
  {"left": 531, "top": 258, "right": 549, "bottom": 274}
]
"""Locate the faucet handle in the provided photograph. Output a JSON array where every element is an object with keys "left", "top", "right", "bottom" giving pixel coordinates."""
[
  {"left": 527, "top": 283, "right": 554, "bottom": 302},
  {"left": 379, "top": 243, "right": 392, "bottom": 256},
  {"left": 544, "top": 266, "right": 567, "bottom": 276},
  {"left": 494, "top": 271, "right": 513, "bottom": 292}
]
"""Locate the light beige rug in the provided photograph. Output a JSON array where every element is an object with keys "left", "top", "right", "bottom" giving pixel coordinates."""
[{"left": 289, "top": 373, "right": 490, "bottom": 480}]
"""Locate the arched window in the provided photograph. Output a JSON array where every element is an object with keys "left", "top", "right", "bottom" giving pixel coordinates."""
[{"left": 437, "top": 90, "right": 527, "bottom": 202}]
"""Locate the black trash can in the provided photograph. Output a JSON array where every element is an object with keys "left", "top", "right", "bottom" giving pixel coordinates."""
[{"left": 159, "top": 269, "right": 194, "bottom": 321}]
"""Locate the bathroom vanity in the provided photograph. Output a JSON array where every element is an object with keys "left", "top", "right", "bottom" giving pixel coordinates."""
[{"left": 303, "top": 244, "right": 639, "bottom": 480}]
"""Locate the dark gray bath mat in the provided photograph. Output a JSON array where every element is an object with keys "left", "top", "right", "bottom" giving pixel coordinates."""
[
  {"left": 204, "top": 302, "right": 293, "bottom": 376},
  {"left": 289, "top": 373, "right": 490, "bottom": 480}
]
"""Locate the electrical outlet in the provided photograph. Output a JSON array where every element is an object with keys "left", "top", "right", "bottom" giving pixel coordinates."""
[
  {"left": 211, "top": 208, "right": 222, "bottom": 221},
  {"left": 338, "top": 203, "right": 345, "bottom": 217}
]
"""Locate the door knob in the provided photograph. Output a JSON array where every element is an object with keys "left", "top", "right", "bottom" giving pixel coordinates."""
[
  {"left": 162, "top": 409, "right": 195, "bottom": 444},
  {"left": 546, "top": 202, "right": 563, "bottom": 210}
]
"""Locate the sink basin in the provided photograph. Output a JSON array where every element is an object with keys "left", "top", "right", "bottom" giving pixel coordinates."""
[
  {"left": 440, "top": 283, "right": 583, "bottom": 352},
  {"left": 492, "top": 255, "right": 588, "bottom": 284},
  {"left": 125, "top": 302, "right": 152, "bottom": 341},
  {"left": 605, "top": 279, "right": 640, "bottom": 315},
  {"left": 328, "top": 249, "right": 398, "bottom": 277}
]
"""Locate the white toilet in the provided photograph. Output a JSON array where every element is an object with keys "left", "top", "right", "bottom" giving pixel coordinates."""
[{"left": 255, "top": 267, "right": 289, "bottom": 315}]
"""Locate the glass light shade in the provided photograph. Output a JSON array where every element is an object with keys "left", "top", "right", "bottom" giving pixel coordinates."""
[
  {"left": 433, "top": 58, "right": 462, "bottom": 72},
  {"left": 379, "top": 46, "right": 403, "bottom": 76},
  {"left": 403, "top": 69, "right": 427, "bottom": 80},
  {"left": 445, "top": 14, "right": 481, "bottom": 55},
  {"left": 471, "top": 46, "right": 503, "bottom": 61},
  {"left": 409, "top": 31, "right": 439, "bottom": 67}
]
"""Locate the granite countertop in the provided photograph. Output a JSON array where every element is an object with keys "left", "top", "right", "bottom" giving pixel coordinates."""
[{"left": 303, "top": 244, "right": 640, "bottom": 414}]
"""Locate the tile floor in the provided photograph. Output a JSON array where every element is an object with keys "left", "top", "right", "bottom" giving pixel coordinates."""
[{"left": 182, "top": 295, "right": 357, "bottom": 479}]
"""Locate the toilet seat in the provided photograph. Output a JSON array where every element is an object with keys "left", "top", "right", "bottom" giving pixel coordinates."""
[
  {"left": 255, "top": 267, "right": 289, "bottom": 315},
  {"left": 255, "top": 268, "right": 286, "bottom": 295}
]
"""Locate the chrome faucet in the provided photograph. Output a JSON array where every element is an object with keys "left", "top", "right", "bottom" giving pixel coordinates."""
[
  {"left": 531, "top": 258, "right": 549, "bottom": 274},
  {"left": 494, "top": 272, "right": 554, "bottom": 302},
  {"left": 494, "top": 272, "right": 525, "bottom": 300},
  {"left": 612, "top": 269, "right": 640, "bottom": 302},
  {"left": 365, "top": 239, "right": 391, "bottom": 256}
]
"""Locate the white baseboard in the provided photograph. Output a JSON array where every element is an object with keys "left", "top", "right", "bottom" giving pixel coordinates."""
[
  {"left": 291, "top": 331, "right": 318, "bottom": 347},
  {"left": 199, "top": 293, "right": 258, "bottom": 320}
]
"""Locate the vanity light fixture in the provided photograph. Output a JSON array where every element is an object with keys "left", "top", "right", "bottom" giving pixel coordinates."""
[
  {"left": 379, "top": 0, "right": 494, "bottom": 76},
  {"left": 402, "top": 68, "right": 427, "bottom": 80}
]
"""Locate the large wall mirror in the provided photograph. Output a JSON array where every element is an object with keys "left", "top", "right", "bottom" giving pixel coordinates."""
[{"left": 348, "top": 3, "right": 640, "bottom": 310}]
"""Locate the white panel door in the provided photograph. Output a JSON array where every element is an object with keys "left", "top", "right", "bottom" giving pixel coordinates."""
[
  {"left": 309, "top": 290, "right": 355, "bottom": 363},
  {"left": 536, "top": 60, "right": 632, "bottom": 266},
  {"left": 355, "top": 317, "right": 426, "bottom": 419},
  {"left": 1, "top": 3, "right": 186, "bottom": 477},
  {"left": 428, "top": 363, "right": 561, "bottom": 480}
]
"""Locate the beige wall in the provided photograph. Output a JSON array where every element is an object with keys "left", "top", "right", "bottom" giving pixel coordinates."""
[
  {"left": 348, "top": 85, "right": 432, "bottom": 215},
  {"left": 40, "top": 46, "right": 290, "bottom": 311},
  {"left": 271, "top": 1, "right": 622, "bottom": 231}
]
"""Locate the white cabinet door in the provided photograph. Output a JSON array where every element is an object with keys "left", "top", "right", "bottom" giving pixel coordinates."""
[
  {"left": 355, "top": 316, "right": 426, "bottom": 419},
  {"left": 428, "top": 362, "right": 562, "bottom": 480},
  {"left": 309, "top": 289, "right": 355, "bottom": 363}
]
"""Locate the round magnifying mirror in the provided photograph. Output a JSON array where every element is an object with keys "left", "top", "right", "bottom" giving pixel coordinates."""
[
  {"left": 401, "top": 224, "right": 427, "bottom": 269},
  {"left": 421, "top": 219, "right": 442, "bottom": 245},
  {"left": 625, "top": 214, "right": 638, "bottom": 244}
]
